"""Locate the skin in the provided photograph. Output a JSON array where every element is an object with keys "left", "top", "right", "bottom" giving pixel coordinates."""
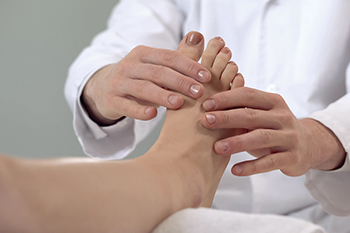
[
  {"left": 83, "top": 26, "right": 345, "bottom": 178},
  {"left": 0, "top": 33, "right": 244, "bottom": 233},
  {"left": 201, "top": 87, "right": 346, "bottom": 177},
  {"left": 81, "top": 32, "right": 212, "bottom": 126}
]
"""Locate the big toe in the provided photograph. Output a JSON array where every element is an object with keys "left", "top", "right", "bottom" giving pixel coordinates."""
[{"left": 177, "top": 31, "right": 205, "bottom": 62}]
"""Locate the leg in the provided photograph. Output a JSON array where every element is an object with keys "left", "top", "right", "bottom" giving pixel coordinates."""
[
  {"left": 0, "top": 32, "right": 243, "bottom": 233},
  {"left": 152, "top": 35, "right": 243, "bottom": 207}
]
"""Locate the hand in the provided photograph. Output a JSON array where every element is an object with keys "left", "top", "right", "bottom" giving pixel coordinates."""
[
  {"left": 201, "top": 87, "right": 346, "bottom": 177},
  {"left": 82, "top": 32, "right": 211, "bottom": 126}
]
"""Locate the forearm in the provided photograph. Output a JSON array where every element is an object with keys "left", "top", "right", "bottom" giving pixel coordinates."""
[{"left": 0, "top": 154, "right": 198, "bottom": 233}]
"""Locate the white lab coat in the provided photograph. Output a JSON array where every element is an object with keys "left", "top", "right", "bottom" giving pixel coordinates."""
[{"left": 65, "top": 0, "right": 350, "bottom": 232}]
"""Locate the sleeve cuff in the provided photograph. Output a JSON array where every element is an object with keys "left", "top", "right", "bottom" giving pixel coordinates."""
[{"left": 304, "top": 154, "right": 350, "bottom": 216}]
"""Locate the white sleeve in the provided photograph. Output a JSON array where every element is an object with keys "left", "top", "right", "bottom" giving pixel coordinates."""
[
  {"left": 64, "top": 0, "right": 184, "bottom": 159},
  {"left": 305, "top": 62, "right": 350, "bottom": 217}
]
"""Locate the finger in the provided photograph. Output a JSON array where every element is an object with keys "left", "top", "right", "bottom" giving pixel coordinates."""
[
  {"left": 131, "top": 63, "right": 205, "bottom": 99},
  {"left": 213, "top": 129, "right": 288, "bottom": 156},
  {"left": 201, "top": 108, "right": 282, "bottom": 130},
  {"left": 139, "top": 46, "right": 211, "bottom": 84},
  {"left": 231, "top": 152, "right": 296, "bottom": 176},
  {"left": 201, "top": 37, "right": 226, "bottom": 68},
  {"left": 177, "top": 31, "right": 205, "bottom": 62},
  {"left": 121, "top": 79, "right": 185, "bottom": 110},
  {"left": 202, "top": 87, "right": 281, "bottom": 111},
  {"left": 105, "top": 96, "right": 158, "bottom": 121},
  {"left": 230, "top": 73, "right": 244, "bottom": 89}
]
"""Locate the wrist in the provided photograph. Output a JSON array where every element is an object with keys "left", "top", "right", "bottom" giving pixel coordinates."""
[
  {"left": 80, "top": 92, "right": 122, "bottom": 126},
  {"left": 81, "top": 65, "right": 123, "bottom": 126},
  {"left": 300, "top": 118, "right": 346, "bottom": 171}
]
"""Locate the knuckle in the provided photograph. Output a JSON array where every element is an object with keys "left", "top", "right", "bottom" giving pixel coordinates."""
[
  {"left": 119, "top": 100, "right": 129, "bottom": 113},
  {"left": 250, "top": 162, "right": 257, "bottom": 174},
  {"left": 219, "top": 111, "right": 230, "bottom": 125},
  {"left": 135, "top": 81, "right": 149, "bottom": 94},
  {"left": 268, "top": 154, "right": 279, "bottom": 168},
  {"left": 271, "top": 93, "right": 286, "bottom": 105},
  {"left": 162, "top": 50, "right": 178, "bottom": 64},
  {"left": 232, "top": 137, "right": 244, "bottom": 151},
  {"left": 136, "top": 105, "right": 145, "bottom": 115},
  {"left": 185, "top": 61, "right": 197, "bottom": 76},
  {"left": 246, "top": 108, "right": 257, "bottom": 120},
  {"left": 217, "top": 93, "right": 230, "bottom": 108},
  {"left": 175, "top": 76, "right": 188, "bottom": 90},
  {"left": 130, "top": 45, "right": 146, "bottom": 57},
  {"left": 278, "top": 111, "right": 295, "bottom": 128},
  {"left": 245, "top": 88, "right": 257, "bottom": 101},
  {"left": 117, "top": 60, "right": 131, "bottom": 77},
  {"left": 151, "top": 66, "right": 165, "bottom": 80},
  {"left": 258, "top": 130, "right": 270, "bottom": 144},
  {"left": 288, "top": 151, "right": 298, "bottom": 165},
  {"left": 133, "top": 45, "right": 147, "bottom": 53}
]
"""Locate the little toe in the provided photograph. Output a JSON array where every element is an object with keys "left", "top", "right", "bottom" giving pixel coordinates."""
[
  {"left": 201, "top": 37, "right": 225, "bottom": 68},
  {"left": 177, "top": 31, "right": 205, "bottom": 62},
  {"left": 211, "top": 47, "right": 232, "bottom": 79}
]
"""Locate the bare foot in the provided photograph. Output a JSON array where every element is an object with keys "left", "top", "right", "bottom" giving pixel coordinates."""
[{"left": 146, "top": 32, "right": 244, "bottom": 207}]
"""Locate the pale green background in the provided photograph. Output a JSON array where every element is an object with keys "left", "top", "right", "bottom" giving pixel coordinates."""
[{"left": 0, "top": 1, "right": 161, "bottom": 159}]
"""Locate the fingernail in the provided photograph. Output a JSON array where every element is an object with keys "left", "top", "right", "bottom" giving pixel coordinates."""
[
  {"left": 190, "top": 84, "right": 201, "bottom": 96},
  {"left": 203, "top": 99, "right": 216, "bottom": 110},
  {"left": 205, "top": 114, "right": 216, "bottom": 125},
  {"left": 234, "top": 165, "right": 243, "bottom": 175},
  {"left": 198, "top": 70, "right": 210, "bottom": 82},
  {"left": 216, "top": 141, "right": 229, "bottom": 152},
  {"left": 186, "top": 32, "right": 203, "bottom": 45},
  {"left": 145, "top": 107, "right": 152, "bottom": 115},
  {"left": 168, "top": 95, "right": 179, "bottom": 105}
]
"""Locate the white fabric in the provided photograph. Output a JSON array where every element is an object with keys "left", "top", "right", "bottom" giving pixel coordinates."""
[
  {"left": 64, "top": 0, "right": 350, "bottom": 232},
  {"left": 152, "top": 208, "right": 326, "bottom": 233}
]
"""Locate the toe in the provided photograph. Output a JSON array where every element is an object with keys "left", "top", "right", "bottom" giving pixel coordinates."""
[
  {"left": 231, "top": 73, "right": 245, "bottom": 89},
  {"left": 201, "top": 37, "right": 225, "bottom": 68},
  {"left": 177, "top": 31, "right": 205, "bottom": 62},
  {"left": 212, "top": 47, "right": 232, "bottom": 79},
  {"left": 220, "top": 61, "right": 238, "bottom": 89}
]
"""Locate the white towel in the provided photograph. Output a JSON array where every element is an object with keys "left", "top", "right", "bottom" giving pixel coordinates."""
[{"left": 152, "top": 208, "right": 326, "bottom": 233}]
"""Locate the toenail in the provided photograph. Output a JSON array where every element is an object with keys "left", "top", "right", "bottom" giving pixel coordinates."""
[
  {"left": 186, "top": 32, "right": 203, "bottom": 45},
  {"left": 214, "top": 36, "right": 224, "bottom": 42},
  {"left": 205, "top": 114, "right": 216, "bottom": 125},
  {"left": 168, "top": 95, "right": 179, "bottom": 105},
  {"left": 221, "top": 47, "right": 230, "bottom": 54},
  {"left": 234, "top": 165, "right": 243, "bottom": 175},
  {"left": 217, "top": 141, "right": 229, "bottom": 152},
  {"left": 202, "top": 99, "right": 216, "bottom": 110},
  {"left": 190, "top": 84, "right": 201, "bottom": 95},
  {"left": 198, "top": 70, "right": 210, "bottom": 82}
]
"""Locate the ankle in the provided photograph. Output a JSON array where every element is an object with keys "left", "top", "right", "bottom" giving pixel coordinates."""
[{"left": 141, "top": 147, "right": 205, "bottom": 210}]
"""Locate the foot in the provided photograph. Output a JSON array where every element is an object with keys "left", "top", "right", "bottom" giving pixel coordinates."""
[{"left": 144, "top": 32, "right": 244, "bottom": 208}]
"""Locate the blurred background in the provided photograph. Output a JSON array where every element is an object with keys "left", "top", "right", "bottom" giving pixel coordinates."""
[{"left": 0, "top": 0, "right": 161, "bottom": 159}]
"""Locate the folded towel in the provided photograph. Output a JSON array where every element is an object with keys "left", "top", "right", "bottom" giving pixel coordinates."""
[{"left": 152, "top": 208, "right": 326, "bottom": 233}]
